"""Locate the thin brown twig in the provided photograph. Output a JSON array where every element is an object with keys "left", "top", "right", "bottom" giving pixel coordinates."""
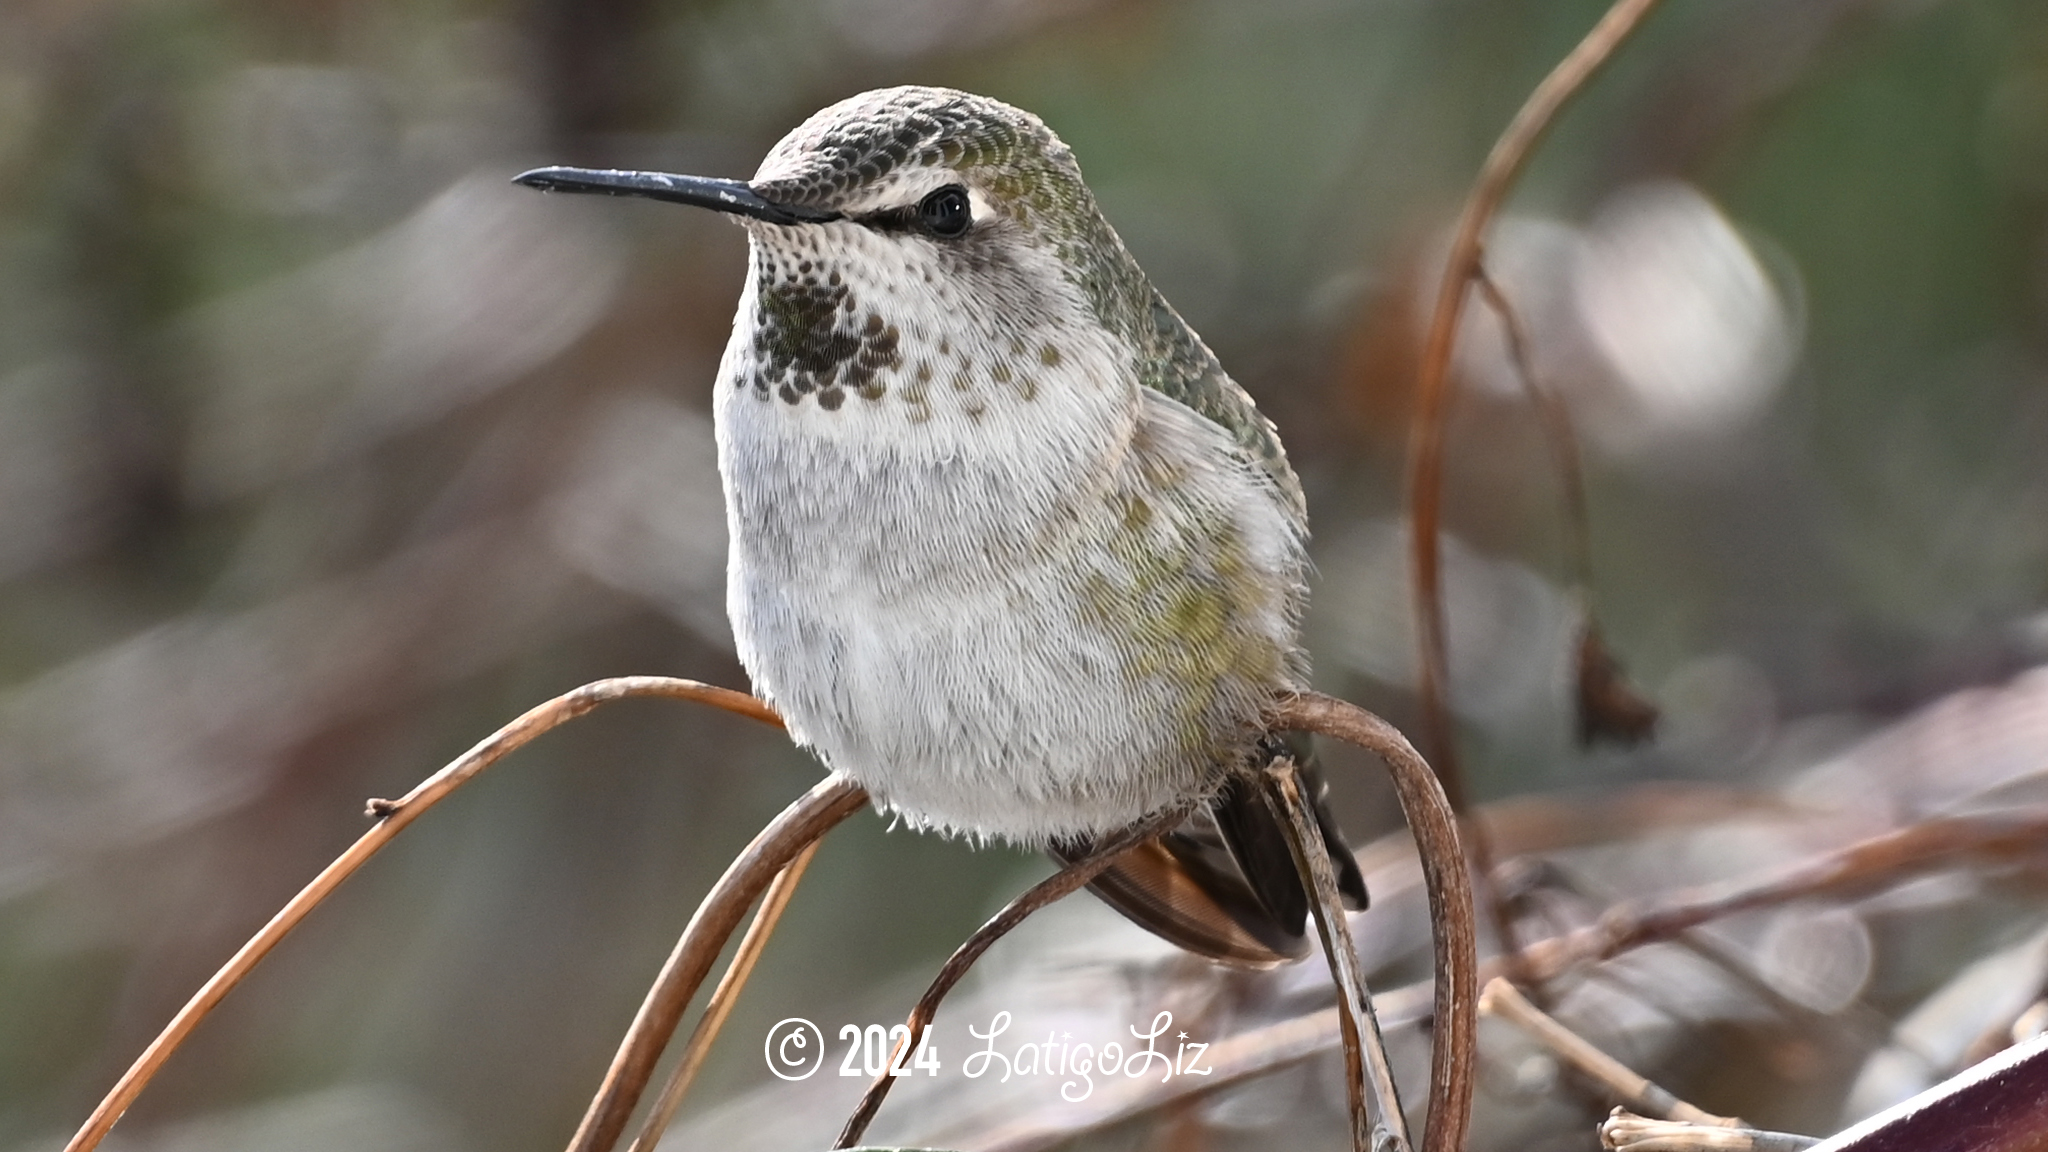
[
  {"left": 568, "top": 772, "right": 868, "bottom": 1152},
  {"left": 1405, "top": 0, "right": 1663, "bottom": 812},
  {"left": 1274, "top": 692, "right": 1476, "bottom": 1152},
  {"left": 1266, "top": 760, "right": 1412, "bottom": 1152},
  {"left": 1402, "top": 0, "right": 1662, "bottom": 1020},
  {"left": 625, "top": 839, "right": 823, "bottom": 1152},
  {"left": 987, "top": 805, "right": 2048, "bottom": 1150},
  {"left": 1522, "top": 810, "right": 2048, "bottom": 984},
  {"left": 64, "top": 676, "right": 782, "bottom": 1152},
  {"left": 1472, "top": 266, "right": 1593, "bottom": 592},
  {"left": 833, "top": 799, "right": 1201, "bottom": 1149},
  {"left": 1521, "top": 858, "right": 1869, "bottom": 1035},
  {"left": 1473, "top": 269, "right": 1665, "bottom": 756},
  {"left": 1481, "top": 978, "right": 1742, "bottom": 1127},
  {"left": 1471, "top": 275, "right": 1659, "bottom": 765}
]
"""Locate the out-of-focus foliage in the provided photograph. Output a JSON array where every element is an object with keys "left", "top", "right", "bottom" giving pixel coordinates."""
[{"left": 1, "top": 1, "right": 2044, "bottom": 1150}]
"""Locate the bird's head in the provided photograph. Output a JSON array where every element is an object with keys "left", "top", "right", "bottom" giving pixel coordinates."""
[{"left": 517, "top": 87, "right": 1152, "bottom": 416}]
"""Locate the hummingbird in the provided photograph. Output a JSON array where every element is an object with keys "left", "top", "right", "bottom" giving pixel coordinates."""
[{"left": 517, "top": 85, "right": 1365, "bottom": 966}]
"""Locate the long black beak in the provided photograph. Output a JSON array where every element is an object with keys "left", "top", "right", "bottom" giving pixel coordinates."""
[{"left": 511, "top": 166, "right": 840, "bottom": 226}]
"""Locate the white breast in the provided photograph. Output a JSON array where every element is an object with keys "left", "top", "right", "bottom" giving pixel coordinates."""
[{"left": 713, "top": 232, "right": 1302, "bottom": 843}]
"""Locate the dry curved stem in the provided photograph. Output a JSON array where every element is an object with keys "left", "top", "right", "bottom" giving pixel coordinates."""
[
  {"left": 568, "top": 772, "right": 868, "bottom": 1152},
  {"left": 1403, "top": 0, "right": 1663, "bottom": 1019},
  {"left": 1265, "top": 759, "right": 1411, "bottom": 1152},
  {"left": 1481, "top": 978, "right": 1741, "bottom": 1127},
  {"left": 625, "top": 839, "right": 823, "bottom": 1152},
  {"left": 1404, "top": 0, "right": 1665, "bottom": 809},
  {"left": 64, "top": 676, "right": 782, "bottom": 1152},
  {"left": 1274, "top": 692, "right": 1477, "bottom": 1152},
  {"left": 1521, "top": 809, "right": 2048, "bottom": 985},
  {"left": 833, "top": 799, "right": 1201, "bottom": 1149}
]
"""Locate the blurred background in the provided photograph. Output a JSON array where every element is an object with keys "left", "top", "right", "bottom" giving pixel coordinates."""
[{"left": 2, "top": 0, "right": 2046, "bottom": 1149}]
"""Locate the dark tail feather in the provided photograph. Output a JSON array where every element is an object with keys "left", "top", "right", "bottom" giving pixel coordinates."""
[
  {"left": 1211, "top": 772, "right": 1309, "bottom": 936},
  {"left": 1050, "top": 746, "right": 1368, "bottom": 968},
  {"left": 1052, "top": 820, "right": 1309, "bottom": 966}
]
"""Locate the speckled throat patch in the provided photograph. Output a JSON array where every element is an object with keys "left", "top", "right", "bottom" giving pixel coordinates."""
[{"left": 747, "top": 250, "right": 902, "bottom": 409}]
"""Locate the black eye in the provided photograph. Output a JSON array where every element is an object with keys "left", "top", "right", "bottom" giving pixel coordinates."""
[{"left": 918, "top": 185, "right": 972, "bottom": 238}]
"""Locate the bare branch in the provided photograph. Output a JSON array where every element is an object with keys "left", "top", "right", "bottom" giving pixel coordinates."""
[
  {"left": 1404, "top": 0, "right": 1664, "bottom": 805},
  {"left": 1274, "top": 692, "right": 1477, "bottom": 1152},
  {"left": 625, "top": 840, "right": 823, "bottom": 1152},
  {"left": 972, "top": 803, "right": 2048, "bottom": 1149},
  {"left": 1522, "top": 811, "right": 2048, "bottom": 984},
  {"left": 567, "top": 772, "right": 867, "bottom": 1152},
  {"left": 1401, "top": 0, "right": 1666, "bottom": 1027},
  {"left": 64, "top": 676, "right": 782, "bottom": 1152},
  {"left": 833, "top": 799, "right": 1200, "bottom": 1149},
  {"left": 1471, "top": 266, "right": 1593, "bottom": 595},
  {"left": 1266, "top": 759, "right": 1412, "bottom": 1152}
]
